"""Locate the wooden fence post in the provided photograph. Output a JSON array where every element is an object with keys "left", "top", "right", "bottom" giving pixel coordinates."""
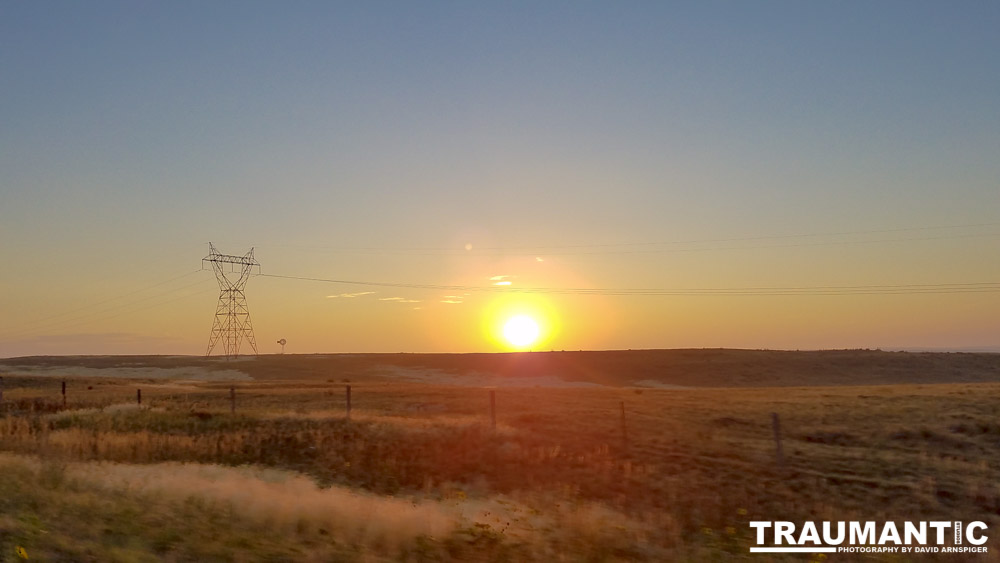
[
  {"left": 489, "top": 390, "right": 496, "bottom": 432},
  {"left": 620, "top": 401, "right": 628, "bottom": 453},
  {"left": 230, "top": 386, "right": 236, "bottom": 414},
  {"left": 62, "top": 380, "right": 66, "bottom": 407},
  {"left": 345, "top": 385, "right": 352, "bottom": 420},
  {"left": 137, "top": 388, "right": 141, "bottom": 406},
  {"left": 771, "top": 412, "right": 785, "bottom": 467}
]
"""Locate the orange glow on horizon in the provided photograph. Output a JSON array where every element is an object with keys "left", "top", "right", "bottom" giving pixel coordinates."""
[{"left": 482, "top": 294, "right": 560, "bottom": 351}]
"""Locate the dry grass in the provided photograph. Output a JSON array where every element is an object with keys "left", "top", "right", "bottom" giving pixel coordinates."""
[
  {"left": 6, "top": 348, "right": 1000, "bottom": 386},
  {"left": 2, "top": 353, "right": 1000, "bottom": 560}
]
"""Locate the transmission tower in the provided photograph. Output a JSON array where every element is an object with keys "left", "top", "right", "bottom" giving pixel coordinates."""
[{"left": 204, "top": 243, "right": 260, "bottom": 359}]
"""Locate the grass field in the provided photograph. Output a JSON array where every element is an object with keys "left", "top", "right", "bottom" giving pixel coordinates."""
[{"left": 1, "top": 351, "right": 1000, "bottom": 561}]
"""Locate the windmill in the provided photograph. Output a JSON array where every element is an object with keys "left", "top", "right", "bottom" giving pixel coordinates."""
[{"left": 277, "top": 338, "right": 287, "bottom": 354}]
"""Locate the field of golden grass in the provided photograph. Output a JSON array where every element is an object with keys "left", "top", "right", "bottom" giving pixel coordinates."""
[
  {"left": 1, "top": 351, "right": 1000, "bottom": 561},
  {"left": 5, "top": 348, "right": 1000, "bottom": 386}
]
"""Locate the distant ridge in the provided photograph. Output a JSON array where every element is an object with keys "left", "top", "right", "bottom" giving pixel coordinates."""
[{"left": 3, "top": 349, "right": 1000, "bottom": 388}]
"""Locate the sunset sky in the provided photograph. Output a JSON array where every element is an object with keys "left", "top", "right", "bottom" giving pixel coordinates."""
[{"left": 2, "top": 2, "right": 999, "bottom": 356}]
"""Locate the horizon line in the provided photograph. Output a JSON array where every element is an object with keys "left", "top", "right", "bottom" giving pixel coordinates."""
[{"left": 3, "top": 346, "right": 1000, "bottom": 361}]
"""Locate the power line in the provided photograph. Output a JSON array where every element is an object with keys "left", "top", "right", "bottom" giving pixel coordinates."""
[
  {"left": 0, "top": 269, "right": 204, "bottom": 336},
  {"left": 479, "top": 221, "right": 1000, "bottom": 250},
  {"left": 257, "top": 273, "right": 1000, "bottom": 296},
  {"left": 242, "top": 221, "right": 1000, "bottom": 256},
  {"left": 203, "top": 243, "right": 260, "bottom": 359},
  {"left": 477, "top": 232, "right": 1000, "bottom": 257},
  {"left": 7, "top": 285, "right": 218, "bottom": 339},
  {"left": 0, "top": 273, "right": 213, "bottom": 340}
]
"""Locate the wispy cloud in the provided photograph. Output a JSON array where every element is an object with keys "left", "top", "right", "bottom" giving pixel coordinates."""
[
  {"left": 490, "top": 275, "right": 515, "bottom": 286},
  {"left": 327, "top": 292, "right": 375, "bottom": 299},
  {"left": 536, "top": 257, "right": 544, "bottom": 262},
  {"left": 440, "top": 300, "right": 463, "bottom": 304},
  {"left": 379, "top": 297, "right": 421, "bottom": 303}
]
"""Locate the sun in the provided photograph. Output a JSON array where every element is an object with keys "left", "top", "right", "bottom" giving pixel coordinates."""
[
  {"left": 503, "top": 315, "right": 540, "bottom": 348},
  {"left": 482, "top": 295, "right": 558, "bottom": 351}
]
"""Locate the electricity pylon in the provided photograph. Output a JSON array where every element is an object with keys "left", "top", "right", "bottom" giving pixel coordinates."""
[{"left": 204, "top": 243, "right": 259, "bottom": 359}]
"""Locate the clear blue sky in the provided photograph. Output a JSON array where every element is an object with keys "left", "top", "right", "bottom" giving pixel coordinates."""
[{"left": 2, "top": 2, "right": 999, "bottom": 356}]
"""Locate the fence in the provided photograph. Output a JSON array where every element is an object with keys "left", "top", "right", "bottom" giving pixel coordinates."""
[{"left": 0, "top": 380, "right": 789, "bottom": 466}]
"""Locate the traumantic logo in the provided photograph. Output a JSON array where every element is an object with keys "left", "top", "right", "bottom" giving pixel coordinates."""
[{"left": 749, "top": 521, "right": 989, "bottom": 554}]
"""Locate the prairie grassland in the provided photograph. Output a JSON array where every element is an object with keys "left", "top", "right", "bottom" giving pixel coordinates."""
[
  {"left": 6, "top": 349, "right": 1000, "bottom": 387},
  {"left": 1, "top": 367, "right": 1000, "bottom": 561}
]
